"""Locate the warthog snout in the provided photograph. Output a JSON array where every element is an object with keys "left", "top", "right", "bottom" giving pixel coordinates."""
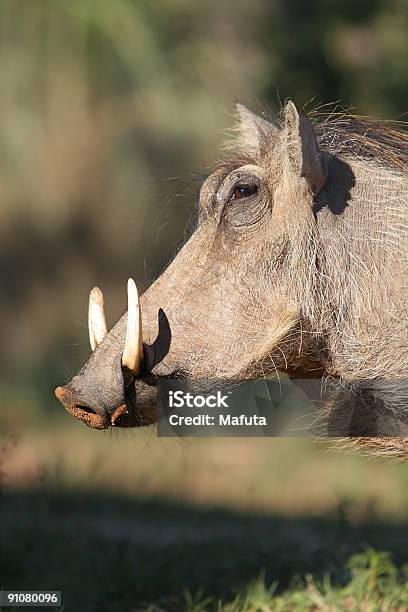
[{"left": 55, "top": 279, "right": 172, "bottom": 429}]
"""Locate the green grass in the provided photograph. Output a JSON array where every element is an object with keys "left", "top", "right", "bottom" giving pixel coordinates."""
[{"left": 192, "top": 549, "right": 408, "bottom": 611}]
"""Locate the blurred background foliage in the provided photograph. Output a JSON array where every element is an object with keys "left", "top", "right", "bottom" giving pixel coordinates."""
[
  {"left": 1, "top": 1, "right": 408, "bottom": 608},
  {"left": 1, "top": 0, "right": 407, "bottom": 421}
]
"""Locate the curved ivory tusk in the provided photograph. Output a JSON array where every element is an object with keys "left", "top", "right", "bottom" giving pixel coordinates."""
[
  {"left": 122, "top": 278, "right": 143, "bottom": 374},
  {"left": 88, "top": 287, "right": 108, "bottom": 351}
]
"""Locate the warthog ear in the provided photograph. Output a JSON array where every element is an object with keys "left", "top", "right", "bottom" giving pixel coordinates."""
[
  {"left": 227, "top": 103, "right": 280, "bottom": 158},
  {"left": 283, "top": 100, "right": 327, "bottom": 194}
]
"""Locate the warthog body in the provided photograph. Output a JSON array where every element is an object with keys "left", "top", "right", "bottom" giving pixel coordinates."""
[{"left": 56, "top": 101, "right": 408, "bottom": 457}]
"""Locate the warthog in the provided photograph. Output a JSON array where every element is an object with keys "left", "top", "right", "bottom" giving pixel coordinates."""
[{"left": 55, "top": 101, "right": 408, "bottom": 457}]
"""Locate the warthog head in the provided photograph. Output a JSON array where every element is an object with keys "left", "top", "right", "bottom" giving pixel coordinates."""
[{"left": 56, "top": 101, "right": 330, "bottom": 429}]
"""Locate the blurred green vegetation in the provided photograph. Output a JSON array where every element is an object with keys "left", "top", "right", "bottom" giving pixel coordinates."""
[{"left": 1, "top": 2, "right": 408, "bottom": 609}]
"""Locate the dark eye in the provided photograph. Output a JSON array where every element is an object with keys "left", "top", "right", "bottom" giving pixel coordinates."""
[{"left": 230, "top": 183, "right": 258, "bottom": 200}]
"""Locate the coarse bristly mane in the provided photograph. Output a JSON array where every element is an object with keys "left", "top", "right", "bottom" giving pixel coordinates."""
[{"left": 310, "top": 110, "right": 408, "bottom": 172}]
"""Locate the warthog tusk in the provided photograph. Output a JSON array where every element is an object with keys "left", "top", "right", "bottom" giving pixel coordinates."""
[
  {"left": 122, "top": 278, "right": 143, "bottom": 375},
  {"left": 88, "top": 287, "right": 108, "bottom": 350}
]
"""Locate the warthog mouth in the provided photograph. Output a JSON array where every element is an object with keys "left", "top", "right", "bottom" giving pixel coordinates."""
[{"left": 55, "top": 279, "right": 169, "bottom": 429}]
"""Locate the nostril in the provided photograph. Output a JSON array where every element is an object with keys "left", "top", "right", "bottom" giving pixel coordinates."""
[
  {"left": 70, "top": 404, "right": 109, "bottom": 430},
  {"left": 75, "top": 405, "right": 97, "bottom": 416},
  {"left": 55, "top": 387, "right": 109, "bottom": 430}
]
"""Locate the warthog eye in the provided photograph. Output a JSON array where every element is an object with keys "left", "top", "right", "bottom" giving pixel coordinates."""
[{"left": 230, "top": 183, "right": 258, "bottom": 200}]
